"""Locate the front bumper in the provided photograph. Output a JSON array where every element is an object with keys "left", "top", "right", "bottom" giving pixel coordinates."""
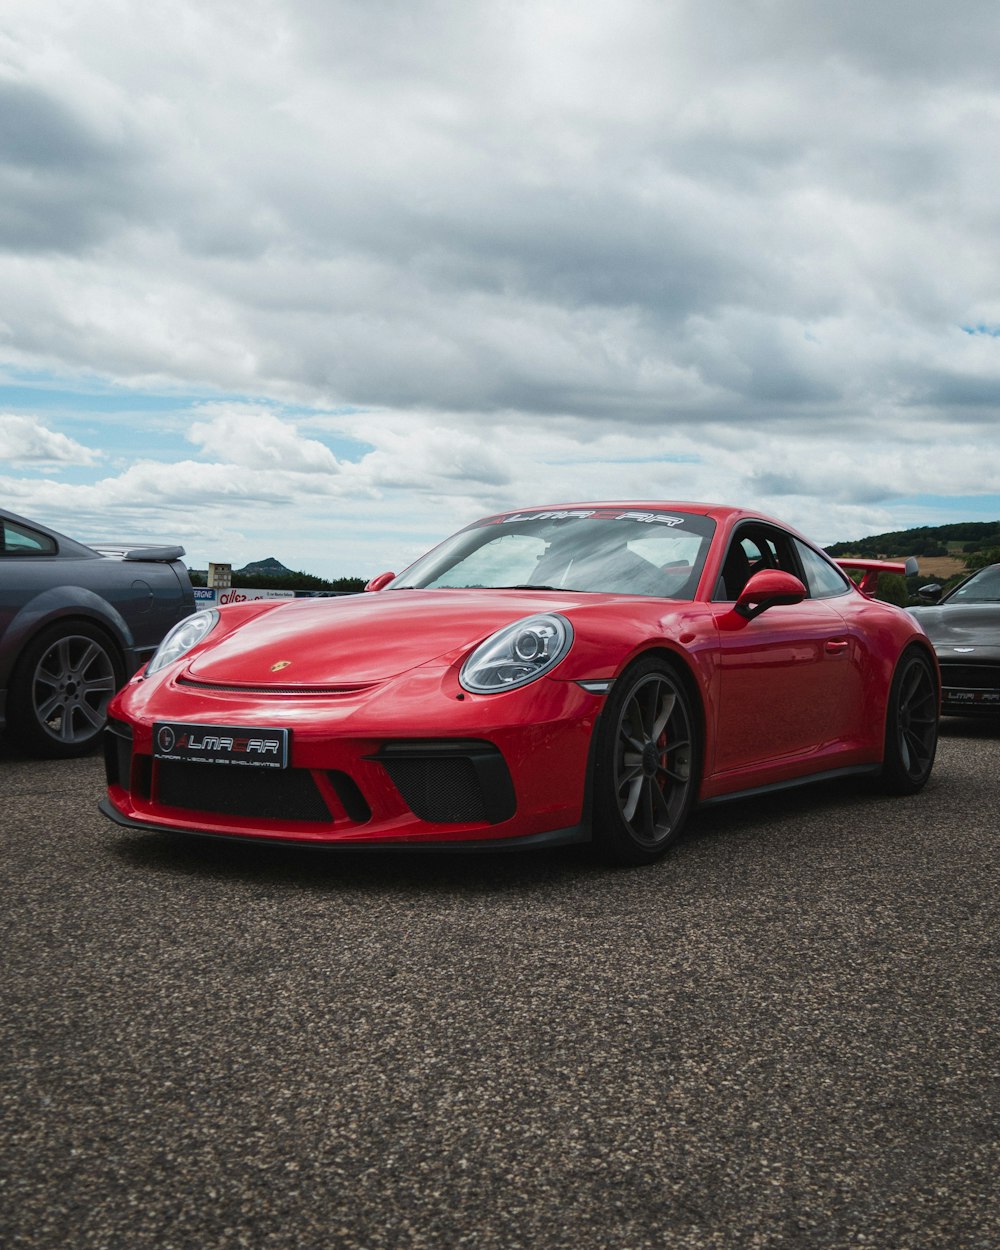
[
  {"left": 937, "top": 652, "right": 1000, "bottom": 716},
  {"left": 100, "top": 671, "right": 603, "bottom": 847}
]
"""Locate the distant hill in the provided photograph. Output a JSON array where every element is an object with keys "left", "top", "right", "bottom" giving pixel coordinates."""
[
  {"left": 189, "top": 556, "right": 364, "bottom": 592},
  {"left": 826, "top": 520, "right": 1000, "bottom": 559},
  {"left": 236, "top": 556, "right": 293, "bottom": 576}
]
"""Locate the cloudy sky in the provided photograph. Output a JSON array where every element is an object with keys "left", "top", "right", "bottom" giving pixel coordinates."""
[{"left": 2, "top": 0, "right": 999, "bottom": 579}]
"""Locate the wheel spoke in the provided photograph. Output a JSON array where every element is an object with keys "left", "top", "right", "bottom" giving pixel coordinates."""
[
  {"left": 36, "top": 663, "right": 62, "bottom": 688},
  {"left": 75, "top": 641, "right": 103, "bottom": 675},
  {"left": 641, "top": 778, "right": 655, "bottom": 839},
  {"left": 629, "top": 691, "right": 652, "bottom": 740},
  {"left": 650, "top": 776, "right": 672, "bottom": 824},
  {"left": 651, "top": 688, "right": 676, "bottom": 740},
  {"left": 36, "top": 692, "right": 64, "bottom": 722},
  {"left": 79, "top": 674, "right": 116, "bottom": 697},
  {"left": 621, "top": 776, "right": 643, "bottom": 823},
  {"left": 76, "top": 701, "right": 106, "bottom": 730},
  {"left": 900, "top": 664, "right": 923, "bottom": 710}
]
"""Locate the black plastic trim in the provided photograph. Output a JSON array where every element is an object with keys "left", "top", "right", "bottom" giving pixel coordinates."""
[
  {"left": 697, "top": 763, "right": 881, "bottom": 808},
  {"left": 97, "top": 798, "right": 587, "bottom": 852}
]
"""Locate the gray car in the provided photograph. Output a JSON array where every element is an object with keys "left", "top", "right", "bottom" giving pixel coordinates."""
[
  {"left": 909, "top": 562, "right": 1000, "bottom": 717},
  {"left": 0, "top": 508, "right": 194, "bottom": 757}
]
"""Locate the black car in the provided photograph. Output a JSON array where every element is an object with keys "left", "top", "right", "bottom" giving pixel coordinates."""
[
  {"left": 0, "top": 508, "right": 194, "bottom": 757},
  {"left": 909, "top": 563, "right": 1000, "bottom": 717}
]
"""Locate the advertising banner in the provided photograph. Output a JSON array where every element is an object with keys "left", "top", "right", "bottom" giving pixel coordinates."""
[{"left": 193, "top": 587, "right": 296, "bottom": 606}]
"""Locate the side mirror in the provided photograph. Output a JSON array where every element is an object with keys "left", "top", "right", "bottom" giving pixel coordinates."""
[
  {"left": 364, "top": 571, "right": 396, "bottom": 592},
  {"left": 735, "top": 569, "right": 807, "bottom": 620},
  {"left": 917, "top": 583, "right": 942, "bottom": 602}
]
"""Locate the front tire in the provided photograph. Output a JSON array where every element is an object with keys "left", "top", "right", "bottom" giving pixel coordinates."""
[
  {"left": 8, "top": 623, "right": 125, "bottom": 758},
  {"left": 881, "top": 647, "right": 938, "bottom": 794},
  {"left": 593, "top": 657, "right": 699, "bottom": 865}
]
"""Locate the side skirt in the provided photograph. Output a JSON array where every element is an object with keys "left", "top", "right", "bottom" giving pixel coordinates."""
[{"left": 697, "top": 763, "right": 882, "bottom": 809}]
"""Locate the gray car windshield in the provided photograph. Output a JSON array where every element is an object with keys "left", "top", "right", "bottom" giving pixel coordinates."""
[
  {"left": 392, "top": 509, "right": 716, "bottom": 599},
  {"left": 946, "top": 565, "right": 1000, "bottom": 603}
]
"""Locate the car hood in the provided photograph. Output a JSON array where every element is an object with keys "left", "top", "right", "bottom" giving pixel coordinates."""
[
  {"left": 908, "top": 603, "right": 1000, "bottom": 647},
  {"left": 185, "top": 589, "right": 593, "bottom": 686}
]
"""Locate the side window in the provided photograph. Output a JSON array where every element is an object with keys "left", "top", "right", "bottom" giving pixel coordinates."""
[
  {"left": 713, "top": 526, "right": 796, "bottom": 600},
  {"left": 714, "top": 532, "right": 766, "bottom": 601},
  {"left": 794, "top": 539, "right": 851, "bottom": 599},
  {"left": 0, "top": 519, "right": 58, "bottom": 556}
]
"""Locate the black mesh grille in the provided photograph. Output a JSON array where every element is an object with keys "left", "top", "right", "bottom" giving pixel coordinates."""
[
  {"left": 156, "top": 760, "right": 331, "bottom": 822},
  {"left": 383, "top": 756, "right": 487, "bottom": 823},
  {"left": 376, "top": 742, "right": 516, "bottom": 825},
  {"left": 938, "top": 662, "right": 1000, "bottom": 689}
]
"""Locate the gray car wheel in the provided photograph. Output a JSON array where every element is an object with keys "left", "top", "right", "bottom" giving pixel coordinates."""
[
  {"left": 593, "top": 657, "right": 699, "bottom": 865},
  {"left": 881, "top": 647, "right": 939, "bottom": 794},
  {"left": 9, "top": 623, "right": 125, "bottom": 758}
]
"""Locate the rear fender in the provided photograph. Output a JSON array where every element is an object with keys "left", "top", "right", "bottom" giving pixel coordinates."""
[{"left": 0, "top": 586, "right": 136, "bottom": 689}]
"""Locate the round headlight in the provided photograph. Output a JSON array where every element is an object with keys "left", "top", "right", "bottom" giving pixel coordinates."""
[
  {"left": 460, "top": 614, "right": 573, "bottom": 694},
  {"left": 146, "top": 609, "right": 219, "bottom": 675}
]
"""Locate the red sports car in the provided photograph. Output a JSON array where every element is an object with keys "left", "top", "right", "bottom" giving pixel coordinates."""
[{"left": 100, "top": 503, "right": 939, "bottom": 864}]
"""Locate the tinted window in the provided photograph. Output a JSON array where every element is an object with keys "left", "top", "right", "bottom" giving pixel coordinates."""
[
  {"left": 0, "top": 519, "right": 57, "bottom": 556},
  {"left": 795, "top": 540, "right": 851, "bottom": 598},
  {"left": 713, "top": 525, "right": 798, "bottom": 600},
  {"left": 945, "top": 564, "right": 1000, "bottom": 603}
]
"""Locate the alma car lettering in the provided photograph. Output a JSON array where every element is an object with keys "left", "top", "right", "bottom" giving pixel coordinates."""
[
  {"left": 499, "top": 510, "right": 596, "bottom": 523},
  {"left": 179, "top": 732, "right": 280, "bottom": 756},
  {"left": 613, "top": 511, "right": 685, "bottom": 526},
  {"left": 498, "top": 509, "right": 686, "bottom": 526}
]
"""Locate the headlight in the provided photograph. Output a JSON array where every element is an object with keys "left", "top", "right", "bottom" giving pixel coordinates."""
[
  {"left": 460, "top": 614, "right": 573, "bottom": 693},
  {"left": 146, "top": 609, "right": 219, "bottom": 675}
]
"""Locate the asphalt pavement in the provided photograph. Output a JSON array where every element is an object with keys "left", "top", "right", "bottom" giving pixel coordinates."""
[{"left": 2, "top": 722, "right": 998, "bottom": 1250}]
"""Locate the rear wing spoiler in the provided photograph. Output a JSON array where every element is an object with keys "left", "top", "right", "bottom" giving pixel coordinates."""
[
  {"left": 835, "top": 555, "right": 919, "bottom": 595},
  {"left": 91, "top": 544, "right": 186, "bottom": 563}
]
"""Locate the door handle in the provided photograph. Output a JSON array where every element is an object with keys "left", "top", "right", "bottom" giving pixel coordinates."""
[{"left": 825, "top": 638, "right": 849, "bottom": 654}]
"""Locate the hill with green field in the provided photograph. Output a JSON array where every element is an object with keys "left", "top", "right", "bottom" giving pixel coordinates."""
[{"left": 826, "top": 520, "right": 1000, "bottom": 560}]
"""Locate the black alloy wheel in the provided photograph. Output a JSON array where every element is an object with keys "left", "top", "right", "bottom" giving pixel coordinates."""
[
  {"left": 9, "top": 623, "right": 124, "bottom": 758},
  {"left": 594, "top": 657, "right": 699, "bottom": 865},
  {"left": 881, "top": 647, "right": 939, "bottom": 794}
]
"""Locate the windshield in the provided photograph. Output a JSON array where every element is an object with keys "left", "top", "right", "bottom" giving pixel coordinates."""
[
  {"left": 392, "top": 508, "right": 716, "bottom": 599},
  {"left": 944, "top": 564, "right": 1000, "bottom": 604}
]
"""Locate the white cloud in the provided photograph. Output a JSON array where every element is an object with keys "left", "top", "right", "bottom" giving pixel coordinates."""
[
  {"left": 0, "top": 413, "right": 99, "bottom": 464},
  {"left": 2, "top": 0, "right": 1000, "bottom": 571},
  {"left": 187, "top": 406, "right": 341, "bottom": 472}
]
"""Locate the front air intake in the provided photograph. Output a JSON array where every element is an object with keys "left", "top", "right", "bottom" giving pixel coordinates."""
[
  {"left": 155, "top": 760, "right": 332, "bottom": 822},
  {"left": 373, "top": 741, "right": 516, "bottom": 825}
]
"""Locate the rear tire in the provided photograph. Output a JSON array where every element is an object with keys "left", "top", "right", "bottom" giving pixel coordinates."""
[
  {"left": 593, "top": 657, "right": 699, "bottom": 865},
  {"left": 8, "top": 623, "right": 125, "bottom": 758},
  {"left": 881, "top": 647, "right": 938, "bottom": 794}
]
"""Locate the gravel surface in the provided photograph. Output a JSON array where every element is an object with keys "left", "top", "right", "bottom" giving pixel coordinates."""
[{"left": 2, "top": 721, "right": 998, "bottom": 1250}]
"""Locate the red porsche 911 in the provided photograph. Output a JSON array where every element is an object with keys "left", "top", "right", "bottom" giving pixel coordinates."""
[{"left": 100, "top": 503, "right": 939, "bottom": 864}]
